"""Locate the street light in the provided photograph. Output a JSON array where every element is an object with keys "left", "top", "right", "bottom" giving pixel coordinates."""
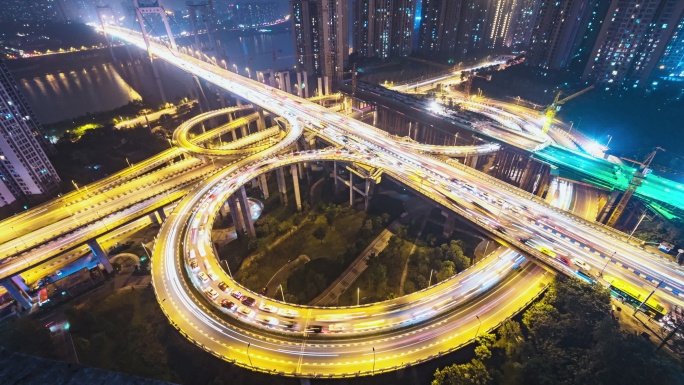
[
  {"left": 606, "top": 134, "right": 613, "bottom": 147},
  {"left": 71, "top": 180, "right": 80, "bottom": 192},
  {"left": 600, "top": 251, "right": 617, "bottom": 277},
  {"left": 233, "top": 64, "right": 238, "bottom": 73},
  {"left": 278, "top": 284, "right": 286, "bottom": 302},
  {"left": 245, "top": 67, "right": 251, "bottom": 78},
  {"left": 221, "top": 59, "right": 227, "bottom": 70},
  {"left": 246, "top": 342, "right": 253, "bottom": 367},
  {"left": 475, "top": 315, "right": 481, "bottom": 337},
  {"left": 428, "top": 269, "right": 435, "bottom": 287},
  {"left": 627, "top": 213, "right": 647, "bottom": 241},
  {"left": 126, "top": 157, "right": 132, "bottom": 168},
  {"left": 372, "top": 347, "right": 376, "bottom": 374},
  {"left": 357, "top": 287, "right": 360, "bottom": 306}
]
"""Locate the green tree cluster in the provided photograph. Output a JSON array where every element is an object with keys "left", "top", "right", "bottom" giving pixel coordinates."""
[
  {"left": 432, "top": 277, "right": 684, "bottom": 385},
  {"left": 405, "top": 240, "right": 470, "bottom": 294}
]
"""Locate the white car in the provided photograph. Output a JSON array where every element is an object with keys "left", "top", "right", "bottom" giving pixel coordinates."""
[
  {"left": 572, "top": 258, "right": 591, "bottom": 272},
  {"left": 197, "top": 272, "right": 209, "bottom": 283},
  {"left": 204, "top": 287, "right": 218, "bottom": 300},
  {"left": 259, "top": 303, "right": 278, "bottom": 313},
  {"left": 207, "top": 270, "right": 219, "bottom": 281},
  {"left": 277, "top": 308, "right": 300, "bottom": 318},
  {"left": 255, "top": 315, "right": 279, "bottom": 326},
  {"left": 328, "top": 323, "right": 351, "bottom": 332}
]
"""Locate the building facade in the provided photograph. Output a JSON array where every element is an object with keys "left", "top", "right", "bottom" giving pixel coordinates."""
[
  {"left": 418, "top": 0, "right": 462, "bottom": 58},
  {"left": 291, "top": 0, "right": 348, "bottom": 86},
  {"left": 655, "top": 11, "right": 684, "bottom": 82},
  {"left": 583, "top": 0, "right": 684, "bottom": 89},
  {"left": 527, "top": 0, "right": 599, "bottom": 70},
  {"left": 354, "top": 0, "right": 416, "bottom": 59},
  {"left": 0, "top": 60, "right": 60, "bottom": 208}
]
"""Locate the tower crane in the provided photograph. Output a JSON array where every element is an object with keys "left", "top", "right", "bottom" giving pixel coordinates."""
[
  {"left": 541, "top": 85, "right": 594, "bottom": 133},
  {"left": 606, "top": 147, "right": 665, "bottom": 227}
]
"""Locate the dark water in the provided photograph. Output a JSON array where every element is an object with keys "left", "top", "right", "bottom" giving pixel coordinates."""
[{"left": 13, "top": 30, "right": 296, "bottom": 124}]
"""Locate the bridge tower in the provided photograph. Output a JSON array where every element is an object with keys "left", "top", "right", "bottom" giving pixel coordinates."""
[
  {"left": 134, "top": 0, "right": 177, "bottom": 52},
  {"left": 96, "top": 6, "right": 118, "bottom": 61}
]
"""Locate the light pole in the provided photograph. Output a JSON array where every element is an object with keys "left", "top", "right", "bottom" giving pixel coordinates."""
[
  {"left": 245, "top": 67, "right": 251, "bottom": 78},
  {"left": 126, "top": 157, "right": 132, "bottom": 168},
  {"left": 357, "top": 287, "right": 360, "bottom": 306},
  {"left": 278, "top": 284, "right": 286, "bottom": 302},
  {"left": 634, "top": 279, "right": 663, "bottom": 316},
  {"left": 475, "top": 315, "right": 481, "bottom": 337},
  {"left": 233, "top": 64, "right": 238, "bottom": 73},
  {"left": 246, "top": 342, "right": 253, "bottom": 367},
  {"left": 606, "top": 134, "right": 613, "bottom": 147},
  {"left": 140, "top": 242, "right": 152, "bottom": 260},
  {"left": 627, "top": 213, "right": 647, "bottom": 241},
  {"left": 428, "top": 269, "right": 435, "bottom": 287},
  {"left": 221, "top": 59, "right": 227, "bottom": 70},
  {"left": 372, "top": 347, "right": 376, "bottom": 374},
  {"left": 600, "top": 251, "right": 616, "bottom": 277},
  {"left": 71, "top": 180, "right": 80, "bottom": 192}
]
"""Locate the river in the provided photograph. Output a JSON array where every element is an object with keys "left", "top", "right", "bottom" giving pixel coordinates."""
[{"left": 9, "top": 29, "right": 295, "bottom": 124}]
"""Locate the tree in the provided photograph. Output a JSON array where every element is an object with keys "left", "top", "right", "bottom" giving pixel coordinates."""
[
  {"left": 495, "top": 320, "right": 523, "bottom": 359},
  {"left": 432, "top": 360, "right": 491, "bottom": 385},
  {"left": 436, "top": 261, "right": 456, "bottom": 282},
  {"left": 313, "top": 226, "right": 327, "bottom": 243}
]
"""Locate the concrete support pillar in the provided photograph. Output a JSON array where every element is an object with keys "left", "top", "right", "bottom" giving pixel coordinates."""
[
  {"left": 0, "top": 278, "right": 32, "bottom": 309},
  {"left": 157, "top": 208, "right": 166, "bottom": 222},
  {"left": 227, "top": 196, "right": 244, "bottom": 234},
  {"left": 333, "top": 161, "right": 339, "bottom": 191},
  {"left": 231, "top": 128, "right": 238, "bottom": 141},
  {"left": 251, "top": 178, "right": 259, "bottom": 189},
  {"left": 469, "top": 155, "right": 479, "bottom": 168},
  {"left": 318, "top": 78, "right": 323, "bottom": 96},
  {"left": 443, "top": 213, "right": 456, "bottom": 238},
  {"left": 364, "top": 179, "right": 373, "bottom": 212},
  {"left": 220, "top": 200, "right": 230, "bottom": 218},
  {"left": 276, "top": 168, "right": 288, "bottom": 205},
  {"left": 349, "top": 172, "right": 354, "bottom": 207},
  {"left": 149, "top": 212, "right": 160, "bottom": 226},
  {"left": 291, "top": 164, "right": 302, "bottom": 211},
  {"left": 237, "top": 186, "right": 256, "bottom": 237},
  {"left": 284, "top": 72, "right": 292, "bottom": 94},
  {"left": 269, "top": 69, "right": 275, "bottom": 87},
  {"left": 257, "top": 109, "right": 266, "bottom": 131},
  {"left": 373, "top": 110, "right": 378, "bottom": 127},
  {"left": 296, "top": 72, "right": 303, "bottom": 97},
  {"left": 87, "top": 239, "right": 113, "bottom": 273},
  {"left": 303, "top": 71, "right": 309, "bottom": 98},
  {"left": 11, "top": 275, "right": 29, "bottom": 292},
  {"left": 324, "top": 76, "right": 330, "bottom": 95},
  {"left": 260, "top": 174, "right": 269, "bottom": 199},
  {"left": 241, "top": 125, "right": 248, "bottom": 137}
]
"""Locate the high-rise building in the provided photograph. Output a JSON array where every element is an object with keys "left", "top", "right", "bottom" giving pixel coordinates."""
[
  {"left": 291, "top": 0, "right": 349, "bottom": 86},
  {"left": 418, "top": 0, "right": 462, "bottom": 57},
  {"left": 655, "top": 11, "right": 684, "bottom": 81},
  {"left": 507, "top": 0, "right": 539, "bottom": 50},
  {"left": 484, "top": 0, "right": 519, "bottom": 49},
  {"left": 583, "top": 0, "right": 684, "bottom": 90},
  {"left": 391, "top": 0, "right": 416, "bottom": 57},
  {"left": 354, "top": 0, "right": 416, "bottom": 59},
  {"left": 0, "top": 60, "right": 60, "bottom": 208},
  {"left": 454, "top": 0, "right": 489, "bottom": 59},
  {"left": 527, "top": 0, "right": 599, "bottom": 70}
]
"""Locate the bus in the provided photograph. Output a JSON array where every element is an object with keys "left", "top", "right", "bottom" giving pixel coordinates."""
[{"left": 608, "top": 277, "right": 667, "bottom": 320}]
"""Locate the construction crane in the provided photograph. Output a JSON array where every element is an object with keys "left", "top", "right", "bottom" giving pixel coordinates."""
[
  {"left": 541, "top": 85, "right": 594, "bottom": 133},
  {"left": 606, "top": 147, "right": 665, "bottom": 227}
]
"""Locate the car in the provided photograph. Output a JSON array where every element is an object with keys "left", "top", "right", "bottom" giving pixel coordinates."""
[
  {"left": 277, "top": 308, "right": 300, "bottom": 318},
  {"left": 306, "top": 325, "right": 324, "bottom": 333},
  {"left": 279, "top": 320, "right": 298, "bottom": 329},
  {"left": 572, "top": 258, "right": 591, "bottom": 272},
  {"left": 259, "top": 303, "right": 278, "bottom": 313},
  {"left": 255, "top": 315, "right": 279, "bottom": 326},
  {"left": 189, "top": 260, "right": 199, "bottom": 271},
  {"left": 328, "top": 323, "right": 351, "bottom": 332},
  {"left": 207, "top": 271, "right": 219, "bottom": 281},
  {"left": 204, "top": 287, "right": 218, "bottom": 300},
  {"left": 197, "top": 272, "right": 209, "bottom": 283},
  {"left": 518, "top": 237, "right": 530, "bottom": 244},
  {"left": 237, "top": 305, "right": 253, "bottom": 317},
  {"left": 231, "top": 291, "right": 243, "bottom": 300},
  {"left": 556, "top": 256, "right": 571, "bottom": 266},
  {"left": 220, "top": 299, "right": 236, "bottom": 310},
  {"left": 537, "top": 246, "right": 556, "bottom": 258},
  {"left": 218, "top": 281, "right": 229, "bottom": 292},
  {"left": 241, "top": 296, "right": 256, "bottom": 307}
]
